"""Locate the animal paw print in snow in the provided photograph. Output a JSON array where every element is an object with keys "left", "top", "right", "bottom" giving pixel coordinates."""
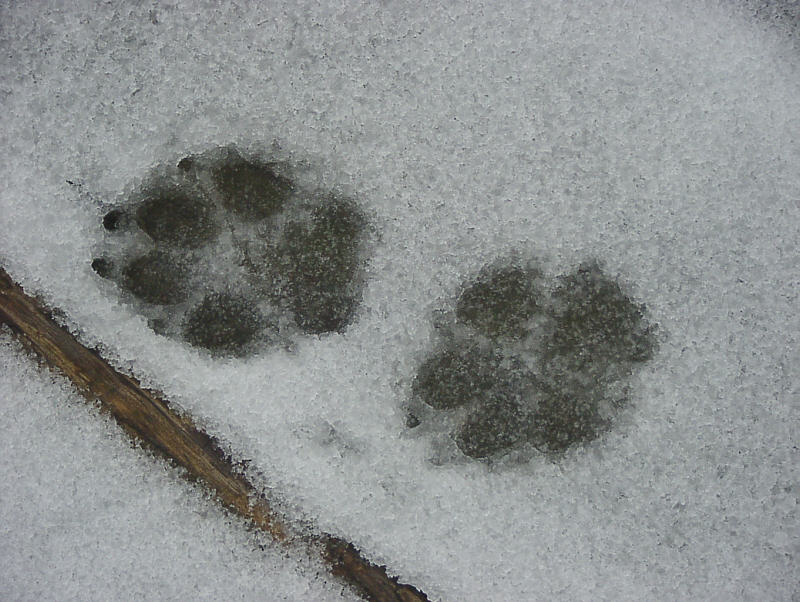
[
  {"left": 408, "top": 260, "right": 657, "bottom": 460},
  {"left": 92, "top": 145, "right": 369, "bottom": 356}
]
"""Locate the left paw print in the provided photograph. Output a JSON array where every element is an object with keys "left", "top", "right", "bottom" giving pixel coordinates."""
[{"left": 92, "top": 145, "right": 370, "bottom": 356}]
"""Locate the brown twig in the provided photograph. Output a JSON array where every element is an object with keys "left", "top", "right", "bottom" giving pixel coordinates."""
[{"left": 0, "top": 266, "right": 428, "bottom": 602}]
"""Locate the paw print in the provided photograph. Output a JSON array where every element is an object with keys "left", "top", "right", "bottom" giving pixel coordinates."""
[
  {"left": 91, "top": 147, "right": 657, "bottom": 464},
  {"left": 408, "top": 260, "right": 657, "bottom": 461},
  {"left": 92, "top": 145, "right": 369, "bottom": 356}
]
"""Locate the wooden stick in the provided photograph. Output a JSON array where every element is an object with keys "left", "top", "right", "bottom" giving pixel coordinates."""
[{"left": 0, "top": 267, "right": 428, "bottom": 602}]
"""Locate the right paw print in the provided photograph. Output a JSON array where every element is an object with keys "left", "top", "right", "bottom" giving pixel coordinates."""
[
  {"left": 408, "top": 260, "right": 658, "bottom": 461},
  {"left": 92, "top": 145, "right": 369, "bottom": 356}
]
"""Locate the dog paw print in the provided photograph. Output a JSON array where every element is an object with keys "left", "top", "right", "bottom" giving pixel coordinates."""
[
  {"left": 92, "top": 145, "right": 369, "bottom": 356},
  {"left": 408, "top": 260, "right": 657, "bottom": 460}
]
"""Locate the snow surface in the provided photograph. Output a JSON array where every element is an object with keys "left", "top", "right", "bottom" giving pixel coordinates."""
[
  {"left": 1, "top": 1, "right": 799, "bottom": 600},
  {"left": 0, "top": 331, "right": 357, "bottom": 601}
]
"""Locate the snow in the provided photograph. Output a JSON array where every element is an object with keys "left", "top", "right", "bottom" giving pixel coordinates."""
[
  {"left": 0, "top": 331, "right": 357, "bottom": 601},
  {"left": 1, "top": 1, "right": 798, "bottom": 600}
]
